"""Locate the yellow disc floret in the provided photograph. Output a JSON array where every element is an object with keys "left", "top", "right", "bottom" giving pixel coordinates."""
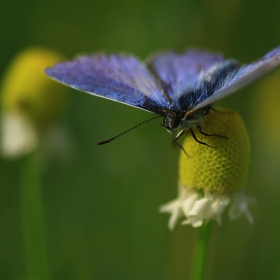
[
  {"left": 1, "top": 47, "right": 66, "bottom": 125},
  {"left": 179, "top": 108, "right": 250, "bottom": 193}
]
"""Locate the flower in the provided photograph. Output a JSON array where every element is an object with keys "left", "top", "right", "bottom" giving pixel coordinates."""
[
  {"left": 251, "top": 72, "right": 280, "bottom": 154},
  {"left": 0, "top": 47, "right": 67, "bottom": 159},
  {"left": 160, "top": 108, "right": 256, "bottom": 229}
]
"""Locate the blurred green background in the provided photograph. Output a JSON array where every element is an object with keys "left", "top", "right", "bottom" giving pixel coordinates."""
[{"left": 1, "top": 0, "right": 280, "bottom": 279}]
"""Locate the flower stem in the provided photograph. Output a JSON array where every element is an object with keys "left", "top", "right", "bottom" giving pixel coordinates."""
[
  {"left": 20, "top": 154, "right": 50, "bottom": 280},
  {"left": 192, "top": 221, "right": 213, "bottom": 280}
]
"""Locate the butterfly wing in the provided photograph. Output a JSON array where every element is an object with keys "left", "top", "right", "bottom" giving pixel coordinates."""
[
  {"left": 46, "top": 47, "right": 280, "bottom": 116},
  {"left": 191, "top": 46, "right": 280, "bottom": 112},
  {"left": 45, "top": 53, "right": 170, "bottom": 115},
  {"left": 146, "top": 49, "right": 226, "bottom": 101}
]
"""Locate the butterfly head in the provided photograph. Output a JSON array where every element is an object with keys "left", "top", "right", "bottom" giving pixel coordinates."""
[
  {"left": 162, "top": 109, "right": 184, "bottom": 133},
  {"left": 162, "top": 107, "right": 210, "bottom": 133}
]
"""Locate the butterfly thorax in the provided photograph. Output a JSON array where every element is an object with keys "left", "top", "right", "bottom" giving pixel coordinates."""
[{"left": 163, "top": 106, "right": 210, "bottom": 133}]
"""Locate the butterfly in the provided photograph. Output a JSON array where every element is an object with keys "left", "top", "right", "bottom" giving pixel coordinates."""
[{"left": 45, "top": 46, "right": 280, "bottom": 146}]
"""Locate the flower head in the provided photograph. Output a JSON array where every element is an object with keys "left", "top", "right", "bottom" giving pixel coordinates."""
[
  {"left": 1, "top": 47, "right": 66, "bottom": 124},
  {"left": 160, "top": 108, "right": 256, "bottom": 229},
  {"left": 0, "top": 47, "right": 67, "bottom": 158}
]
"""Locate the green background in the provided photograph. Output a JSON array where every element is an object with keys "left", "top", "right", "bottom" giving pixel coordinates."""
[{"left": 1, "top": 0, "right": 280, "bottom": 279}]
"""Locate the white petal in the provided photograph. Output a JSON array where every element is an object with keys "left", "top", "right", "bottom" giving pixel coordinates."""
[
  {"left": 209, "top": 192, "right": 230, "bottom": 225},
  {"left": 168, "top": 207, "right": 184, "bottom": 230},
  {"left": 213, "top": 194, "right": 230, "bottom": 215},
  {"left": 182, "top": 217, "right": 203, "bottom": 227},
  {"left": 178, "top": 184, "right": 188, "bottom": 200},
  {"left": 181, "top": 192, "right": 201, "bottom": 215},
  {"left": 187, "top": 198, "right": 212, "bottom": 217},
  {"left": 229, "top": 192, "right": 257, "bottom": 223},
  {"left": 1, "top": 112, "right": 37, "bottom": 158},
  {"left": 159, "top": 200, "right": 180, "bottom": 213}
]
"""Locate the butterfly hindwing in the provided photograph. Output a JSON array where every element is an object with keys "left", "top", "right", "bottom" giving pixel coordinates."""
[
  {"left": 191, "top": 46, "right": 280, "bottom": 111},
  {"left": 146, "top": 49, "right": 226, "bottom": 101}
]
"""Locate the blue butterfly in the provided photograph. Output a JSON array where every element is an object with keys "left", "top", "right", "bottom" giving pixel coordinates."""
[{"left": 45, "top": 47, "right": 280, "bottom": 146}]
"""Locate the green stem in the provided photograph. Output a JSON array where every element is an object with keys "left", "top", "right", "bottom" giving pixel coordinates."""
[
  {"left": 20, "top": 154, "right": 50, "bottom": 280},
  {"left": 192, "top": 221, "right": 213, "bottom": 280}
]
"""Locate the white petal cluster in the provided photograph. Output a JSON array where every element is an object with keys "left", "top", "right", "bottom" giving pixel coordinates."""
[{"left": 160, "top": 184, "right": 257, "bottom": 229}]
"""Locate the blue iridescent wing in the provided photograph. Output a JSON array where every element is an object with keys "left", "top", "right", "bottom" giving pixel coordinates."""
[
  {"left": 46, "top": 47, "right": 280, "bottom": 117},
  {"left": 191, "top": 46, "right": 280, "bottom": 112},
  {"left": 146, "top": 49, "right": 226, "bottom": 101},
  {"left": 45, "top": 53, "right": 170, "bottom": 115}
]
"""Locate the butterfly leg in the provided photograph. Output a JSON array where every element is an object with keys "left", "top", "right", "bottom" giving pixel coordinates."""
[
  {"left": 210, "top": 107, "right": 232, "bottom": 115},
  {"left": 190, "top": 128, "right": 214, "bottom": 148},
  {"left": 196, "top": 124, "right": 227, "bottom": 139},
  {"left": 173, "top": 130, "right": 189, "bottom": 156},
  {"left": 209, "top": 107, "right": 220, "bottom": 113}
]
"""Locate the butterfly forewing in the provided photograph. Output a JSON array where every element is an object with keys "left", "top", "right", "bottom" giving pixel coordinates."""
[{"left": 46, "top": 53, "right": 170, "bottom": 115}]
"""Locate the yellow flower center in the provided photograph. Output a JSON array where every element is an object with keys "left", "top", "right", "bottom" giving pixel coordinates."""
[{"left": 179, "top": 108, "right": 250, "bottom": 193}]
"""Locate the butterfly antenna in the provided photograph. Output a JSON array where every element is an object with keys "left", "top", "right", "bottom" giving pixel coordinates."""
[{"left": 97, "top": 115, "right": 163, "bottom": 145}]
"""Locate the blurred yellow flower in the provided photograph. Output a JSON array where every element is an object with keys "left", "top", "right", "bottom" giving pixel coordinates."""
[
  {"left": 160, "top": 108, "right": 256, "bottom": 229},
  {"left": 251, "top": 72, "right": 280, "bottom": 159},
  {"left": 0, "top": 47, "right": 67, "bottom": 158}
]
